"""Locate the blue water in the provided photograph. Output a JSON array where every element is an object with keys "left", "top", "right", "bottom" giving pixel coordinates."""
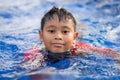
[{"left": 0, "top": 0, "right": 120, "bottom": 80}]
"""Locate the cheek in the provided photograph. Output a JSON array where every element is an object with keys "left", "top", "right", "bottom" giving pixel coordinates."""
[
  {"left": 43, "top": 33, "right": 51, "bottom": 41},
  {"left": 64, "top": 35, "right": 74, "bottom": 47},
  {"left": 42, "top": 34, "right": 50, "bottom": 44},
  {"left": 65, "top": 34, "right": 74, "bottom": 41},
  {"left": 65, "top": 41, "right": 73, "bottom": 50},
  {"left": 43, "top": 36, "right": 50, "bottom": 43},
  {"left": 43, "top": 34, "right": 54, "bottom": 45}
]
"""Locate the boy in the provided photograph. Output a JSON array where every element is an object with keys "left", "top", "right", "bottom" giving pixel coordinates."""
[
  {"left": 23, "top": 6, "right": 119, "bottom": 66},
  {"left": 22, "top": 6, "right": 120, "bottom": 80}
]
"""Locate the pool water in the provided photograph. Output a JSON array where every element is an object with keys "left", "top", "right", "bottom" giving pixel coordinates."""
[{"left": 0, "top": 0, "right": 120, "bottom": 80}]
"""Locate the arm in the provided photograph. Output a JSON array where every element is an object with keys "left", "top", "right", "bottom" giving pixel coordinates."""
[
  {"left": 21, "top": 47, "right": 45, "bottom": 69},
  {"left": 22, "top": 47, "right": 42, "bottom": 61},
  {"left": 75, "top": 42, "right": 120, "bottom": 68},
  {"left": 73, "top": 42, "right": 118, "bottom": 56}
]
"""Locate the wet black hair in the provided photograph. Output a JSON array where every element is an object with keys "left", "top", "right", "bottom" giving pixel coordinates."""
[{"left": 41, "top": 6, "right": 76, "bottom": 31}]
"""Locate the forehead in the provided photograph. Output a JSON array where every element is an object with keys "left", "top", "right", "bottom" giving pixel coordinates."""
[{"left": 44, "top": 15, "right": 74, "bottom": 29}]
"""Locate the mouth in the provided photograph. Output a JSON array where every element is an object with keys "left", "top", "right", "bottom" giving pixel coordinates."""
[{"left": 52, "top": 43, "right": 64, "bottom": 47}]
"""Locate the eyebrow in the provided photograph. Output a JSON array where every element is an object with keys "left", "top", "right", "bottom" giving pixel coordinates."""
[
  {"left": 46, "top": 25, "right": 72, "bottom": 30},
  {"left": 62, "top": 26, "right": 70, "bottom": 28},
  {"left": 62, "top": 26, "right": 72, "bottom": 30},
  {"left": 46, "top": 25, "right": 56, "bottom": 29}
]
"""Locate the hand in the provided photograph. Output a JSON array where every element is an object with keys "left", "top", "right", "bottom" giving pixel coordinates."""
[
  {"left": 75, "top": 50, "right": 88, "bottom": 56},
  {"left": 113, "top": 52, "right": 120, "bottom": 62}
]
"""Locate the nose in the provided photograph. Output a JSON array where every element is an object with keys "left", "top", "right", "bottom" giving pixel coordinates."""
[{"left": 54, "top": 32, "right": 62, "bottom": 40}]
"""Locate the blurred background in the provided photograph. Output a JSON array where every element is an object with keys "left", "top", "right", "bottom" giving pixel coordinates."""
[{"left": 0, "top": 0, "right": 120, "bottom": 79}]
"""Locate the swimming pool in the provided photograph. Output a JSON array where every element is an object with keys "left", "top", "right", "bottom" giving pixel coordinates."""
[{"left": 0, "top": 0, "right": 120, "bottom": 80}]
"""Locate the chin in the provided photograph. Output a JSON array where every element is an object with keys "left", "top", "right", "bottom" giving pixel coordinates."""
[{"left": 51, "top": 50, "right": 65, "bottom": 53}]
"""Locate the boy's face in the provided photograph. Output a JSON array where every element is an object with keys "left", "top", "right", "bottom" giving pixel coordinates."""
[{"left": 39, "top": 15, "right": 78, "bottom": 53}]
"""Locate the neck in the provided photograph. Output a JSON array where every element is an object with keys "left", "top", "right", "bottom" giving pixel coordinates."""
[{"left": 42, "top": 48, "right": 72, "bottom": 62}]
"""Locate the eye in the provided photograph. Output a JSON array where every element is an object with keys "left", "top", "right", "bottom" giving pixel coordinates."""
[
  {"left": 62, "top": 30, "right": 69, "bottom": 34},
  {"left": 48, "top": 30, "right": 55, "bottom": 33}
]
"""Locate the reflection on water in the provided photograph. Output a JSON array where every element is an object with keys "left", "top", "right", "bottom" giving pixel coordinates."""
[
  {"left": 17, "top": 55, "right": 120, "bottom": 80},
  {"left": 0, "top": 0, "right": 120, "bottom": 80},
  {"left": 1, "top": 52, "right": 120, "bottom": 80}
]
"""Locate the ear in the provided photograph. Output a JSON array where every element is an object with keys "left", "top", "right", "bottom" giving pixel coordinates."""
[
  {"left": 73, "top": 32, "right": 78, "bottom": 41},
  {"left": 38, "top": 30, "right": 43, "bottom": 42}
]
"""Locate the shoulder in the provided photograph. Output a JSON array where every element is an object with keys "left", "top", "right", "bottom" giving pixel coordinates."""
[
  {"left": 22, "top": 47, "right": 44, "bottom": 61},
  {"left": 71, "top": 42, "right": 95, "bottom": 54},
  {"left": 76, "top": 42, "right": 94, "bottom": 48},
  {"left": 21, "top": 47, "right": 46, "bottom": 69}
]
